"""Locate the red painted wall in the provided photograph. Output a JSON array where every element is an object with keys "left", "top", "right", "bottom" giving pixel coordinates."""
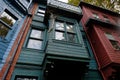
[{"left": 81, "top": 3, "right": 120, "bottom": 80}]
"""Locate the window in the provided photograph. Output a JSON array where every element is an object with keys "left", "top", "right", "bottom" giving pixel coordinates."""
[
  {"left": 27, "top": 28, "right": 44, "bottom": 50},
  {"left": 55, "top": 21, "right": 78, "bottom": 43},
  {"left": 36, "top": 7, "right": 45, "bottom": 17},
  {"left": 0, "top": 9, "right": 17, "bottom": 39},
  {"left": 105, "top": 32, "right": 120, "bottom": 50},
  {"left": 103, "top": 16, "right": 110, "bottom": 22},
  {"left": 92, "top": 13, "right": 99, "bottom": 19},
  {"left": 15, "top": 76, "right": 38, "bottom": 80}
]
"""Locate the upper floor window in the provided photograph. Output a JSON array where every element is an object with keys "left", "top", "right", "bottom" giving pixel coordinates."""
[
  {"left": 105, "top": 32, "right": 120, "bottom": 50},
  {"left": 36, "top": 7, "right": 45, "bottom": 17},
  {"left": 0, "top": 9, "right": 17, "bottom": 39},
  {"left": 27, "top": 28, "right": 44, "bottom": 50},
  {"left": 55, "top": 21, "right": 78, "bottom": 43},
  {"left": 92, "top": 13, "right": 99, "bottom": 19},
  {"left": 103, "top": 16, "right": 110, "bottom": 22}
]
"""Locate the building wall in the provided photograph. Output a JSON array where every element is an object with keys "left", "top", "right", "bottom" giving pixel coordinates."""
[
  {"left": 0, "top": 1, "right": 28, "bottom": 79},
  {"left": 0, "top": 1, "right": 104, "bottom": 80},
  {"left": 80, "top": 2, "right": 120, "bottom": 80}
]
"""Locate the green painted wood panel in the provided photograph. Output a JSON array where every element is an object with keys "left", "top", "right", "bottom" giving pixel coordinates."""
[
  {"left": 46, "top": 40, "right": 90, "bottom": 60},
  {"left": 32, "top": 15, "right": 44, "bottom": 22},
  {"left": 11, "top": 67, "right": 43, "bottom": 80},
  {"left": 84, "top": 70, "right": 103, "bottom": 80},
  {"left": 17, "top": 48, "right": 45, "bottom": 65}
]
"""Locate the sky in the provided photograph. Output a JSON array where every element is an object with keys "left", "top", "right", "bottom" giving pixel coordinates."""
[{"left": 58, "top": 0, "right": 68, "bottom": 3}]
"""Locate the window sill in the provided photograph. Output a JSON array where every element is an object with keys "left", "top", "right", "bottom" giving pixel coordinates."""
[
  {"left": 22, "top": 47, "right": 45, "bottom": 52},
  {"left": 52, "top": 39, "right": 82, "bottom": 47}
]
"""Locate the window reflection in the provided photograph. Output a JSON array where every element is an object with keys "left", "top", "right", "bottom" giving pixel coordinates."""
[
  {"left": 27, "top": 28, "right": 43, "bottom": 50},
  {"left": 30, "top": 29, "right": 42, "bottom": 39},
  {"left": 0, "top": 12, "right": 16, "bottom": 26},
  {"left": 66, "top": 24, "right": 74, "bottom": 32},
  {"left": 55, "top": 22, "right": 64, "bottom": 31},
  {"left": 0, "top": 23, "right": 9, "bottom": 39},
  {"left": 27, "top": 39, "right": 42, "bottom": 50},
  {"left": 55, "top": 32, "right": 65, "bottom": 40}
]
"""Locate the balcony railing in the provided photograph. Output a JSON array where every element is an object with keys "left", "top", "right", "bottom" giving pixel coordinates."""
[{"left": 47, "top": 0, "right": 82, "bottom": 14}]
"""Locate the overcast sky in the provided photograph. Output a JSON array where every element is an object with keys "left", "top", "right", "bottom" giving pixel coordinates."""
[{"left": 58, "top": 0, "right": 68, "bottom": 3}]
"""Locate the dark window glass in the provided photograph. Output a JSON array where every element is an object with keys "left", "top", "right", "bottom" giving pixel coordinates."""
[
  {"left": 0, "top": 23, "right": 9, "bottom": 39},
  {"left": 105, "top": 32, "right": 120, "bottom": 50},
  {"left": 103, "top": 15, "right": 110, "bottom": 22},
  {"left": 110, "top": 40, "right": 120, "bottom": 50}
]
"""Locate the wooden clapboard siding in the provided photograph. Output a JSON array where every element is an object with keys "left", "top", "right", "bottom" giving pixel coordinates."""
[
  {"left": 17, "top": 48, "right": 45, "bottom": 66},
  {"left": 46, "top": 40, "right": 90, "bottom": 60}
]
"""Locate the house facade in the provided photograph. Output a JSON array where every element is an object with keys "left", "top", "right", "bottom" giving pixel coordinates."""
[
  {"left": 80, "top": 2, "right": 120, "bottom": 80},
  {"left": 0, "top": 0, "right": 108, "bottom": 80},
  {"left": 0, "top": 0, "right": 33, "bottom": 79}
]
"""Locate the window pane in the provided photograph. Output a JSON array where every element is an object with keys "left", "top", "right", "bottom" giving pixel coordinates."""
[
  {"left": 0, "top": 23, "right": 9, "bottom": 39},
  {"left": 0, "top": 12, "right": 16, "bottom": 26},
  {"left": 38, "top": 9, "right": 45, "bottom": 13},
  {"left": 37, "top": 8, "right": 45, "bottom": 17},
  {"left": 110, "top": 40, "right": 120, "bottom": 50},
  {"left": 93, "top": 13, "right": 99, "bottom": 19},
  {"left": 105, "top": 32, "right": 115, "bottom": 40},
  {"left": 66, "top": 24, "right": 74, "bottom": 32},
  {"left": 55, "top": 22, "right": 64, "bottom": 31},
  {"left": 27, "top": 39, "right": 42, "bottom": 50},
  {"left": 67, "top": 33, "right": 76, "bottom": 42},
  {"left": 55, "top": 31, "right": 65, "bottom": 40},
  {"left": 36, "top": 13, "right": 44, "bottom": 17},
  {"left": 30, "top": 29, "right": 42, "bottom": 39}
]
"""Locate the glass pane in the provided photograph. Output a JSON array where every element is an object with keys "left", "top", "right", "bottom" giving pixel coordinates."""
[
  {"left": 38, "top": 9, "right": 45, "bottom": 13},
  {"left": 55, "top": 31, "right": 65, "bottom": 40},
  {"left": 27, "top": 39, "right": 42, "bottom": 50},
  {"left": 66, "top": 24, "right": 74, "bottom": 32},
  {"left": 110, "top": 40, "right": 120, "bottom": 50},
  {"left": 0, "top": 23, "right": 9, "bottom": 39},
  {"left": 0, "top": 12, "right": 16, "bottom": 26},
  {"left": 30, "top": 29, "right": 42, "bottom": 39},
  {"left": 67, "top": 33, "right": 76, "bottom": 42},
  {"left": 36, "top": 13, "right": 44, "bottom": 17},
  {"left": 93, "top": 13, "right": 99, "bottom": 18},
  {"left": 105, "top": 32, "right": 115, "bottom": 40},
  {"left": 55, "top": 22, "right": 64, "bottom": 30}
]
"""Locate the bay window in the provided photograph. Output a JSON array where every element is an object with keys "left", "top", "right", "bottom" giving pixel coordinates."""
[{"left": 55, "top": 21, "right": 78, "bottom": 43}]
